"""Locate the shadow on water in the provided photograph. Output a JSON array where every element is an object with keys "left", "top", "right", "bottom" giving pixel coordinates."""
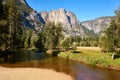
[
  {"left": 0, "top": 49, "right": 50, "bottom": 63},
  {"left": 0, "top": 49, "right": 120, "bottom": 80}
]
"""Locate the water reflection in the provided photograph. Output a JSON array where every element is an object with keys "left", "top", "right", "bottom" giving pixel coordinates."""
[
  {"left": 0, "top": 51, "right": 120, "bottom": 80},
  {"left": 0, "top": 49, "right": 48, "bottom": 63}
]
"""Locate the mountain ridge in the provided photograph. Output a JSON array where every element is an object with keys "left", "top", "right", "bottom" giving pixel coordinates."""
[
  {"left": 81, "top": 16, "right": 113, "bottom": 35},
  {"left": 3, "top": 0, "right": 112, "bottom": 37}
]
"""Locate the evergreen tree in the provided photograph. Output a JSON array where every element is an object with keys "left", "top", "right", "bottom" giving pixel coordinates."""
[
  {"left": 44, "top": 22, "right": 63, "bottom": 49},
  {"left": 34, "top": 31, "right": 45, "bottom": 51},
  {"left": 23, "top": 29, "right": 34, "bottom": 49},
  {"left": 27, "top": 30, "right": 33, "bottom": 48},
  {"left": 99, "top": 7, "right": 120, "bottom": 59},
  {"left": 0, "top": 0, "right": 9, "bottom": 50},
  {"left": 61, "top": 37, "right": 70, "bottom": 51},
  {"left": 7, "top": 0, "right": 23, "bottom": 49}
]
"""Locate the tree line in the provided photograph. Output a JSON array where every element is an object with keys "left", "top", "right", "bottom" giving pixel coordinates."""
[
  {"left": 0, "top": 0, "right": 24, "bottom": 51},
  {"left": 99, "top": 7, "right": 120, "bottom": 59},
  {"left": 0, "top": 0, "right": 120, "bottom": 58},
  {"left": 0, "top": 0, "right": 100, "bottom": 53},
  {"left": 99, "top": 7, "right": 120, "bottom": 53}
]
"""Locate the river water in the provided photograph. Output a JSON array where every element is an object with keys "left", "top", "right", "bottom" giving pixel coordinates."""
[{"left": 1, "top": 56, "right": 120, "bottom": 80}]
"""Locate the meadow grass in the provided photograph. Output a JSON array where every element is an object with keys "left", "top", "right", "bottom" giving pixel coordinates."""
[{"left": 58, "top": 47, "right": 120, "bottom": 69}]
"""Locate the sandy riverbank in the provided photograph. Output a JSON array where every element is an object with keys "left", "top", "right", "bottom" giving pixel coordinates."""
[{"left": 0, "top": 67, "right": 73, "bottom": 80}]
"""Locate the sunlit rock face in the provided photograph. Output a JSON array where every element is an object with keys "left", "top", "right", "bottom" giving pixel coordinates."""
[
  {"left": 48, "top": 8, "right": 79, "bottom": 31},
  {"left": 81, "top": 17, "right": 113, "bottom": 35},
  {"left": 21, "top": 7, "right": 96, "bottom": 36},
  {"left": 39, "top": 8, "right": 90, "bottom": 36},
  {"left": 2, "top": 0, "right": 96, "bottom": 37}
]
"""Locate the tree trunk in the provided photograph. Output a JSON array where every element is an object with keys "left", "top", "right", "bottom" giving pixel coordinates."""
[
  {"left": 8, "top": 19, "right": 12, "bottom": 49},
  {"left": 112, "top": 52, "right": 115, "bottom": 60}
]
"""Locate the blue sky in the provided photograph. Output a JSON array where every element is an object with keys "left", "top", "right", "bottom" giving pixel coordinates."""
[{"left": 26, "top": 0, "right": 120, "bottom": 21}]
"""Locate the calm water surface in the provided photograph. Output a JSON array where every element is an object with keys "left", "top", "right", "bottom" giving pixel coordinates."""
[{"left": 1, "top": 53, "right": 120, "bottom": 80}]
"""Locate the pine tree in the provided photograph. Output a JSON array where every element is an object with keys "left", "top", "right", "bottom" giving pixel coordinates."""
[
  {"left": 35, "top": 22, "right": 63, "bottom": 51},
  {"left": 7, "top": 0, "right": 23, "bottom": 49},
  {"left": 0, "top": 0, "right": 9, "bottom": 51},
  {"left": 44, "top": 22, "right": 63, "bottom": 49},
  {"left": 99, "top": 7, "right": 120, "bottom": 59},
  {"left": 61, "top": 37, "right": 70, "bottom": 51},
  {"left": 99, "top": 20, "right": 117, "bottom": 52},
  {"left": 34, "top": 31, "right": 45, "bottom": 51},
  {"left": 24, "top": 29, "right": 33, "bottom": 48}
]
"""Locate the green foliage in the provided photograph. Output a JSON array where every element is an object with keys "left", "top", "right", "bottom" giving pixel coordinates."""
[
  {"left": 67, "top": 35, "right": 99, "bottom": 47},
  {"left": 58, "top": 47, "right": 120, "bottom": 68},
  {"left": 34, "top": 31, "right": 45, "bottom": 51},
  {"left": 0, "top": 0, "right": 24, "bottom": 51},
  {"left": 34, "top": 22, "right": 63, "bottom": 51},
  {"left": 87, "top": 57, "right": 107, "bottom": 66},
  {"left": 0, "top": 1, "right": 9, "bottom": 50},
  {"left": 80, "top": 37, "right": 99, "bottom": 47},
  {"left": 69, "top": 36, "right": 81, "bottom": 45},
  {"left": 23, "top": 29, "right": 34, "bottom": 48},
  {"left": 99, "top": 35, "right": 114, "bottom": 52},
  {"left": 7, "top": 0, "right": 24, "bottom": 49},
  {"left": 61, "top": 37, "right": 70, "bottom": 51},
  {"left": 71, "top": 42, "right": 77, "bottom": 51},
  {"left": 99, "top": 7, "right": 120, "bottom": 53},
  {"left": 44, "top": 22, "right": 63, "bottom": 49}
]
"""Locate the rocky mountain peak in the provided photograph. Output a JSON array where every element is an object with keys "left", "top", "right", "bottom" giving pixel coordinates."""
[
  {"left": 81, "top": 17, "right": 113, "bottom": 35},
  {"left": 40, "top": 11, "right": 49, "bottom": 23},
  {"left": 59, "top": 8, "right": 66, "bottom": 13},
  {"left": 1, "top": 0, "right": 97, "bottom": 37},
  {"left": 37, "top": 8, "right": 94, "bottom": 36}
]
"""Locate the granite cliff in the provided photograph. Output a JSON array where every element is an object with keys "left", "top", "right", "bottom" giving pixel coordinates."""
[
  {"left": 24, "top": 7, "right": 96, "bottom": 36},
  {"left": 3, "top": 0, "right": 111, "bottom": 37},
  {"left": 81, "top": 17, "right": 113, "bottom": 35}
]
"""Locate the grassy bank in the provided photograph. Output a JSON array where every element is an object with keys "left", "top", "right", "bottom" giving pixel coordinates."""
[{"left": 58, "top": 47, "right": 120, "bottom": 70}]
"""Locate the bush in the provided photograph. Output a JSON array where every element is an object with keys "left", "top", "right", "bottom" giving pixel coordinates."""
[{"left": 71, "top": 42, "right": 77, "bottom": 51}]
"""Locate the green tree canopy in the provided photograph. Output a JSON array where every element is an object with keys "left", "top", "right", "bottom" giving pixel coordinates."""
[
  {"left": 44, "top": 22, "right": 63, "bottom": 49},
  {"left": 99, "top": 7, "right": 120, "bottom": 53}
]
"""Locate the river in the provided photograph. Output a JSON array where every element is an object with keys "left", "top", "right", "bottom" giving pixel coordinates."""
[{"left": 1, "top": 55, "right": 120, "bottom": 80}]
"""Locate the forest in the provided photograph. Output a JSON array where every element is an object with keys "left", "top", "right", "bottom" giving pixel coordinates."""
[
  {"left": 0, "top": 0, "right": 120, "bottom": 67},
  {"left": 1, "top": 0, "right": 120, "bottom": 80}
]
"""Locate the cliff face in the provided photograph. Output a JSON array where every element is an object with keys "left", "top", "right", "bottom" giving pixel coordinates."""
[
  {"left": 2, "top": 0, "right": 97, "bottom": 37},
  {"left": 81, "top": 17, "right": 113, "bottom": 35},
  {"left": 39, "top": 8, "right": 83, "bottom": 36},
  {"left": 27, "top": 8, "right": 96, "bottom": 36},
  {"left": 48, "top": 8, "right": 79, "bottom": 30}
]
